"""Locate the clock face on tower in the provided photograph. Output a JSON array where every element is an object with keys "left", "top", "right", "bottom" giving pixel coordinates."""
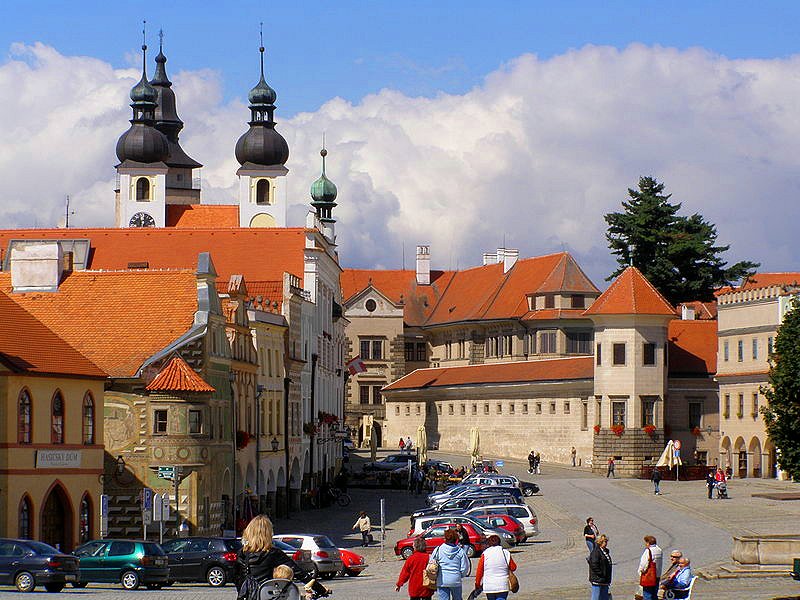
[{"left": 129, "top": 212, "right": 156, "bottom": 228}]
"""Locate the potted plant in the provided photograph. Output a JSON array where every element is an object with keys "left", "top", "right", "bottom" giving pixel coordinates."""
[
  {"left": 643, "top": 424, "right": 656, "bottom": 436},
  {"left": 236, "top": 430, "right": 250, "bottom": 449},
  {"left": 593, "top": 424, "right": 601, "bottom": 434},
  {"left": 611, "top": 424, "right": 625, "bottom": 437}
]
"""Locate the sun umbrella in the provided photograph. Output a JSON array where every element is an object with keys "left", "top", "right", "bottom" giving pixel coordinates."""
[
  {"left": 656, "top": 440, "right": 682, "bottom": 468},
  {"left": 369, "top": 423, "right": 378, "bottom": 462},
  {"left": 417, "top": 425, "right": 427, "bottom": 467},
  {"left": 469, "top": 427, "right": 480, "bottom": 467}
]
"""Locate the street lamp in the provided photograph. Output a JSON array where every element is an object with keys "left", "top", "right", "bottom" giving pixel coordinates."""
[
  {"left": 229, "top": 370, "right": 237, "bottom": 532},
  {"left": 271, "top": 437, "right": 279, "bottom": 452},
  {"left": 115, "top": 455, "right": 126, "bottom": 476}
]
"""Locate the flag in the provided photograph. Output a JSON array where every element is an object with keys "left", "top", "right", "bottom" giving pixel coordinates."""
[{"left": 346, "top": 356, "right": 367, "bottom": 375}]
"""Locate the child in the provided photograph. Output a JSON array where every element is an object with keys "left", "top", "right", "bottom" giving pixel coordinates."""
[{"left": 272, "top": 564, "right": 294, "bottom": 581}]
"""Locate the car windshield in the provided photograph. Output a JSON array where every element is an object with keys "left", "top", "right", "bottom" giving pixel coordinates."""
[
  {"left": 313, "top": 536, "right": 336, "bottom": 548},
  {"left": 26, "top": 541, "right": 60, "bottom": 554}
]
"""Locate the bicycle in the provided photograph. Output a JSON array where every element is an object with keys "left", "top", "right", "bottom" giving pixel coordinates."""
[{"left": 329, "top": 487, "right": 351, "bottom": 507}]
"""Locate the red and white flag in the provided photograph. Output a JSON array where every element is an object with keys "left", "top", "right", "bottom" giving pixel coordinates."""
[{"left": 346, "top": 356, "right": 367, "bottom": 375}]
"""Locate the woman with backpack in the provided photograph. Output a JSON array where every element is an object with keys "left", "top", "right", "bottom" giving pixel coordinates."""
[{"left": 235, "top": 515, "right": 326, "bottom": 599}]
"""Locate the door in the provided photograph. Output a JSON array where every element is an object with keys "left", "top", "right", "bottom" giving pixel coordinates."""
[
  {"left": 41, "top": 485, "right": 72, "bottom": 551},
  {"left": 106, "top": 541, "right": 136, "bottom": 582},
  {"left": 74, "top": 541, "right": 108, "bottom": 582},
  {"left": 423, "top": 527, "right": 446, "bottom": 552},
  {"left": 161, "top": 539, "right": 190, "bottom": 581},
  {"left": 182, "top": 539, "right": 210, "bottom": 580},
  {"left": 0, "top": 541, "right": 17, "bottom": 584}
]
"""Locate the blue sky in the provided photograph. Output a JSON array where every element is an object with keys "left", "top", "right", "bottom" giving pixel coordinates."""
[{"left": 3, "top": 1, "right": 800, "bottom": 115}]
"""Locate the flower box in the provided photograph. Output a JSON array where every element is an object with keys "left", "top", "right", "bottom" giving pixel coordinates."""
[
  {"left": 643, "top": 424, "right": 656, "bottom": 436},
  {"left": 593, "top": 424, "right": 601, "bottom": 434},
  {"left": 611, "top": 424, "right": 625, "bottom": 437},
  {"left": 236, "top": 430, "right": 250, "bottom": 449},
  {"left": 691, "top": 426, "right": 702, "bottom": 436}
]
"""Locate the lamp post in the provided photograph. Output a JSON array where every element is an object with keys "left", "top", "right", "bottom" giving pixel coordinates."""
[
  {"left": 283, "top": 376, "right": 291, "bottom": 518},
  {"left": 271, "top": 437, "right": 279, "bottom": 452},
  {"left": 229, "top": 369, "right": 237, "bottom": 532}
]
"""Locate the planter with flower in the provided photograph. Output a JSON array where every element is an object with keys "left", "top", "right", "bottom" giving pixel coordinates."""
[
  {"left": 593, "top": 424, "right": 601, "bottom": 434},
  {"left": 643, "top": 424, "right": 657, "bottom": 437},
  {"left": 236, "top": 430, "right": 250, "bottom": 449},
  {"left": 303, "top": 422, "right": 319, "bottom": 436},
  {"left": 610, "top": 424, "right": 625, "bottom": 437}
]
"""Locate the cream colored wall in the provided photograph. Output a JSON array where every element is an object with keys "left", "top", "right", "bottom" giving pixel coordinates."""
[
  {"left": 0, "top": 374, "right": 105, "bottom": 547},
  {"left": 346, "top": 312, "right": 404, "bottom": 404}
]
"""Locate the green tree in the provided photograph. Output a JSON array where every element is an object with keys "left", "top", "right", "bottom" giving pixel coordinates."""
[
  {"left": 605, "top": 176, "right": 758, "bottom": 304},
  {"left": 762, "top": 297, "right": 800, "bottom": 480}
]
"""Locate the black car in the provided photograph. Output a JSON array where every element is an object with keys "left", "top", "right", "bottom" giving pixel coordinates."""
[
  {"left": 161, "top": 537, "right": 241, "bottom": 587},
  {"left": 0, "top": 538, "right": 79, "bottom": 592},
  {"left": 411, "top": 494, "right": 521, "bottom": 520},
  {"left": 363, "top": 454, "right": 415, "bottom": 471}
]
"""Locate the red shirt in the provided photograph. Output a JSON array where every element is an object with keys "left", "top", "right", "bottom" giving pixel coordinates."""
[{"left": 396, "top": 551, "right": 434, "bottom": 598}]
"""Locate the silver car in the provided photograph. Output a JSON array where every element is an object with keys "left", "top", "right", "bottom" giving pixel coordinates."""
[{"left": 273, "top": 535, "right": 343, "bottom": 579}]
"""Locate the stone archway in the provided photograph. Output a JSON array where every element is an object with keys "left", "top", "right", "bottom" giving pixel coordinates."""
[
  {"left": 720, "top": 436, "right": 731, "bottom": 471},
  {"left": 763, "top": 439, "right": 777, "bottom": 479},
  {"left": 733, "top": 436, "right": 747, "bottom": 478},
  {"left": 40, "top": 482, "right": 73, "bottom": 551},
  {"left": 748, "top": 437, "right": 762, "bottom": 478}
]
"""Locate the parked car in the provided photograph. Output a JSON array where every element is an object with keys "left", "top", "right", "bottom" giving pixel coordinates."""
[
  {"left": 461, "top": 474, "right": 519, "bottom": 486},
  {"left": 458, "top": 486, "right": 524, "bottom": 503},
  {"left": 424, "top": 459, "right": 454, "bottom": 474},
  {"left": 363, "top": 454, "right": 415, "bottom": 471},
  {"left": 409, "top": 515, "right": 515, "bottom": 547},
  {"left": 426, "top": 484, "right": 483, "bottom": 505},
  {"left": 0, "top": 538, "right": 79, "bottom": 592},
  {"left": 465, "top": 504, "right": 539, "bottom": 537},
  {"left": 337, "top": 548, "right": 367, "bottom": 577},
  {"left": 72, "top": 539, "right": 169, "bottom": 590},
  {"left": 272, "top": 535, "right": 343, "bottom": 579},
  {"left": 413, "top": 495, "right": 521, "bottom": 521},
  {"left": 394, "top": 523, "right": 487, "bottom": 559},
  {"left": 161, "top": 537, "right": 240, "bottom": 587},
  {"left": 481, "top": 514, "right": 527, "bottom": 544},
  {"left": 273, "top": 539, "right": 316, "bottom": 578}
]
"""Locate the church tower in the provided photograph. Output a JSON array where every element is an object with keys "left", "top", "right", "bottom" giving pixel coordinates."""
[
  {"left": 114, "top": 30, "right": 170, "bottom": 228},
  {"left": 235, "top": 33, "right": 289, "bottom": 228},
  {"left": 310, "top": 147, "right": 338, "bottom": 242},
  {"left": 150, "top": 31, "right": 202, "bottom": 205}
]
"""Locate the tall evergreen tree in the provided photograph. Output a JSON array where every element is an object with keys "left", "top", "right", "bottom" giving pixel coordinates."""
[
  {"left": 762, "top": 297, "right": 800, "bottom": 480},
  {"left": 605, "top": 176, "right": 758, "bottom": 304}
]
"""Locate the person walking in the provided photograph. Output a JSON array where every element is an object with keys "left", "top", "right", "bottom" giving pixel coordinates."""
[
  {"left": 705, "top": 469, "right": 715, "bottom": 499},
  {"left": 527, "top": 450, "right": 535, "bottom": 474},
  {"left": 571, "top": 446, "right": 577, "bottom": 467},
  {"left": 396, "top": 536, "right": 434, "bottom": 600},
  {"left": 533, "top": 452, "right": 541, "bottom": 475},
  {"left": 651, "top": 467, "right": 662, "bottom": 495},
  {"left": 406, "top": 436, "right": 413, "bottom": 453},
  {"left": 353, "top": 511, "right": 372, "bottom": 547},
  {"left": 587, "top": 534, "right": 612, "bottom": 600},
  {"left": 637, "top": 535, "right": 663, "bottom": 600},
  {"left": 583, "top": 517, "right": 599, "bottom": 554},
  {"left": 474, "top": 535, "right": 517, "bottom": 600},
  {"left": 429, "top": 528, "right": 470, "bottom": 600},
  {"left": 606, "top": 457, "right": 615, "bottom": 478},
  {"left": 400, "top": 438, "right": 406, "bottom": 454}
]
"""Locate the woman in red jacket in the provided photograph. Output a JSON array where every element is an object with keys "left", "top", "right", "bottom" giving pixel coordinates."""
[{"left": 396, "top": 537, "right": 433, "bottom": 600}]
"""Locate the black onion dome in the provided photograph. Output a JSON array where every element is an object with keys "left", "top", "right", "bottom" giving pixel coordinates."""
[
  {"left": 235, "top": 125, "right": 289, "bottom": 166},
  {"left": 116, "top": 123, "right": 170, "bottom": 163},
  {"left": 249, "top": 74, "right": 277, "bottom": 106},
  {"left": 130, "top": 72, "right": 158, "bottom": 105}
]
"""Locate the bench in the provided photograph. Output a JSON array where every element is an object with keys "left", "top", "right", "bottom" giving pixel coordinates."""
[{"left": 665, "top": 575, "right": 698, "bottom": 599}]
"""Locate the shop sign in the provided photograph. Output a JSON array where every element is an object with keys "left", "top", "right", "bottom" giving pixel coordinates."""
[{"left": 36, "top": 450, "right": 82, "bottom": 468}]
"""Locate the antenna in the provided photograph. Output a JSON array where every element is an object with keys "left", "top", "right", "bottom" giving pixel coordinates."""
[
  {"left": 158, "top": 28, "right": 164, "bottom": 52},
  {"left": 64, "top": 195, "right": 75, "bottom": 228},
  {"left": 259, "top": 21, "right": 265, "bottom": 77}
]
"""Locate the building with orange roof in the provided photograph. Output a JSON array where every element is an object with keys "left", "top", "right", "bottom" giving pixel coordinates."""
[
  {"left": 0, "top": 288, "right": 106, "bottom": 551},
  {"left": 715, "top": 273, "right": 800, "bottom": 480}
]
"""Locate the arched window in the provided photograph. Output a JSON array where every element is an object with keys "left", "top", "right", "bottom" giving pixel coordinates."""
[
  {"left": 18, "top": 389, "right": 32, "bottom": 444},
  {"left": 79, "top": 494, "right": 92, "bottom": 544},
  {"left": 51, "top": 392, "right": 64, "bottom": 444},
  {"left": 136, "top": 177, "right": 151, "bottom": 201},
  {"left": 19, "top": 496, "right": 32, "bottom": 539},
  {"left": 255, "top": 179, "right": 270, "bottom": 205},
  {"left": 82, "top": 393, "right": 94, "bottom": 445}
]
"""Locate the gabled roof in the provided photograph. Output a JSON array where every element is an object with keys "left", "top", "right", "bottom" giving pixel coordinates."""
[
  {"left": 715, "top": 272, "right": 800, "bottom": 296},
  {"left": 166, "top": 205, "right": 239, "bottom": 228},
  {"left": 535, "top": 253, "right": 600, "bottom": 294},
  {"left": 584, "top": 266, "right": 676, "bottom": 317},
  {"left": 0, "top": 227, "right": 308, "bottom": 282},
  {"left": 146, "top": 355, "right": 215, "bottom": 392},
  {"left": 668, "top": 320, "right": 717, "bottom": 376},
  {"left": 382, "top": 356, "right": 594, "bottom": 392},
  {"left": 0, "top": 291, "right": 105, "bottom": 378},
  {"left": 0, "top": 270, "right": 198, "bottom": 378}
]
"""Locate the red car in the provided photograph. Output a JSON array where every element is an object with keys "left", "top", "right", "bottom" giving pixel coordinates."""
[
  {"left": 482, "top": 514, "right": 527, "bottom": 544},
  {"left": 394, "top": 523, "right": 487, "bottom": 560},
  {"left": 337, "top": 548, "right": 368, "bottom": 577}
]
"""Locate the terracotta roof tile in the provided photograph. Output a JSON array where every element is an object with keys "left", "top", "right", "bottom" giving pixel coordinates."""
[
  {"left": 715, "top": 272, "right": 800, "bottom": 296},
  {"left": 668, "top": 320, "right": 717, "bottom": 375},
  {"left": 0, "top": 291, "right": 105, "bottom": 377},
  {"left": 521, "top": 308, "right": 587, "bottom": 321},
  {"left": 216, "top": 279, "right": 284, "bottom": 312},
  {"left": 0, "top": 270, "right": 198, "bottom": 378},
  {"left": 146, "top": 355, "right": 215, "bottom": 392},
  {"left": 166, "top": 205, "right": 239, "bottom": 228},
  {"left": 584, "top": 267, "right": 676, "bottom": 317},
  {"left": 535, "top": 253, "right": 600, "bottom": 294},
  {"left": 382, "top": 356, "right": 594, "bottom": 392}
]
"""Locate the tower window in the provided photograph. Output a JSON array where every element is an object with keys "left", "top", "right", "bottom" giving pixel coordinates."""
[
  {"left": 135, "top": 177, "right": 151, "bottom": 201},
  {"left": 51, "top": 392, "right": 64, "bottom": 444},
  {"left": 255, "top": 179, "right": 270, "bottom": 205}
]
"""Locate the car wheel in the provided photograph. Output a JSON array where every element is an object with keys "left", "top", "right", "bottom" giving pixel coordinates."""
[
  {"left": 523, "top": 487, "right": 535, "bottom": 497},
  {"left": 146, "top": 584, "right": 163, "bottom": 590},
  {"left": 15, "top": 571, "right": 35, "bottom": 593},
  {"left": 464, "top": 544, "right": 476, "bottom": 558},
  {"left": 72, "top": 582, "right": 89, "bottom": 588},
  {"left": 121, "top": 570, "right": 140, "bottom": 590},
  {"left": 45, "top": 583, "right": 65, "bottom": 593},
  {"left": 400, "top": 546, "right": 414, "bottom": 560},
  {"left": 206, "top": 566, "right": 227, "bottom": 587}
]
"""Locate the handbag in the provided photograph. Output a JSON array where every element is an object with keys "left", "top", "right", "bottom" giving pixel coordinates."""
[
  {"left": 423, "top": 548, "right": 439, "bottom": 590},
  {"left": 504, "top": 550, "right": 519, "bottom": 594},
  {"left": 640, "top": 548, "right": 658, "bottom": 587}
]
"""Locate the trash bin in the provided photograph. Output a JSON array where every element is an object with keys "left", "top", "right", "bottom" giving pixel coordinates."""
[{"left": 792, "top": 557, "right": 800, "bottom": 580}]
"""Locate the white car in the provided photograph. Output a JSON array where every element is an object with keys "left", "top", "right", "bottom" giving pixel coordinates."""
[
  {"left": 464, "top": 503, "right": 539, "bottom": 537},
  {"left": 273, "top": 535, "right": 343, "bottom": 579}
]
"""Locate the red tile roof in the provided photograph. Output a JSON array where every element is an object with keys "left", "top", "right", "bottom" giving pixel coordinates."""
[
  {"left": 216, "top": 279, "right": 284, "bottom": 312},
  {"left": 0, "top": 228, "right": 309, "bottom": 282},
  {"left": 166, "top": 205, "right": 239, "bottom": 228},
  {"left": 668, "top": 320, "right": 717, "bottom": 375},
  {"left": 0, "top": 270, "right": 198, "bottom": 378},
  {"left": 0, "top": 291, "right": 105, "bottom": 378},
  {"left": 676, "top": 301, "right": 717, "bottom": 320},
  {"left": 521, "top": 308, "right": 587, "bottom": 321},
  {"left": 382, "top": 356, "right": 594, "bottom": 392},
  {"left": 535, "top": 253, "right": 599, "bottom": 294},
  {"left": 715, "top": 273, "right": 800, "bottom": 296},
  {"left": 584, "top": 266, "right": 676, "bottom": 317},
  {"left": 146, "top": 355, "right": 215, "bottom": 392}
]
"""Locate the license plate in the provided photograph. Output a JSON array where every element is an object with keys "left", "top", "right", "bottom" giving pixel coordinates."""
[{"left": 65, "top": 575, "right": 76, "bottom": 582}]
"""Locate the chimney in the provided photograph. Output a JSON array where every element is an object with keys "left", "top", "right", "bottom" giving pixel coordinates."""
[
  {"left": 416, "top": 245, "right": 430, "bottom": 285},
  {"left": 10, "top": 242, "right": 64, "bottom": 292},
  {"left": 498, "top": 247, "right": 519, "bottom": 273},
  {"left": 482, "top": 252, "right": 497, "bottom": 266},
  {"left": 681, "top": 304, "right": 696, "bottom": 320}
]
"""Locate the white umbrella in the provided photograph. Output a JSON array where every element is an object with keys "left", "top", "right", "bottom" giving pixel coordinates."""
[
  {"left": 417, "top": 425, "right": 427, "bottom": 467},
  {"left": 469, "top": 427, "right": 481, "bottom": 466},
  {"left": 656, "top": 439, "right": 683, "bottom": 480},
  {"left": 370, "top": 423, "right": 378, "bottom": 462}
]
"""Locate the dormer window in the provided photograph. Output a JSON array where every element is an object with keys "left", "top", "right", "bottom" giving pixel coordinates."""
[
  {"left": 255, "top": 179, "right": 270, "bottom": 205},
  {"left": 544, "top": 294, "right": 555, "bottom": 309},
  {"left": 135, "top": 177, "right": 151, "bottom": 201}
]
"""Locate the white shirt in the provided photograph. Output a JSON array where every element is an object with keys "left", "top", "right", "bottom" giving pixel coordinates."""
[
  {"left": 638, "top": 544, "right": 663, "bottom": 578},
  {"left": 481, "top": 546, "right": 512, "bottom": 593}
]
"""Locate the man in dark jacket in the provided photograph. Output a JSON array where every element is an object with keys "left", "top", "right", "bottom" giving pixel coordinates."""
[
  {"left": 651, "top": 467, "right": 663, "bottom": 495},
  {"left": 588, "top": 534, "right": 612, "bottom": 600},
  {"left": 527, "top": 450, "right": 536, "bottom": 474},
  {"left": 705, "top": 470, "right": 715, "bottom": 499}
]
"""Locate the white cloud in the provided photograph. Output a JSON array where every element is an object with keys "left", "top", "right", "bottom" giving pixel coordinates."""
[{"left": 1, "top": 42, "right": 798, "bottom": 285}]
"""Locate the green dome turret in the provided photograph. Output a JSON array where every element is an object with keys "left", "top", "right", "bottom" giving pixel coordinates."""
[{"left": 310, "top": 148, "right": 337, "bottom": 223}]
